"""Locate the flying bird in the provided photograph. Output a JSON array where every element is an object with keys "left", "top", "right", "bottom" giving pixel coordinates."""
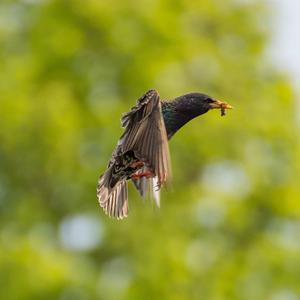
[{"left": 97, "top": 89, "right": 232, "bottom": 219}]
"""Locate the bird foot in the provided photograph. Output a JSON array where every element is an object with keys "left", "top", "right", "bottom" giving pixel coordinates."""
[
  {"left": 130, "top": 161, "right": 144, "bottom": 168},
  {"left": 130, "top": 171, "right": 154, "bottom": 179}
]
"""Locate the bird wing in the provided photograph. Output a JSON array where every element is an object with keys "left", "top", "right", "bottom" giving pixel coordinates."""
[
  {"left": 97, "top": 167, "right": 129, "bottom": 219},
  {"left": 120, "top": 89, "right": 172, "bottom": 188},
  {"left": 97, "top": 89, "right": 171, "bottom": 219}
]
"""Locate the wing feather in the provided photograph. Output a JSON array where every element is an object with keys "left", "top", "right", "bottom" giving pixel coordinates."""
[
  {"left": 121, "top": 89, "right": 172, "bottom": 188},
  {"left": 97, "top": 171, "right": 128, "bottom": 220}
]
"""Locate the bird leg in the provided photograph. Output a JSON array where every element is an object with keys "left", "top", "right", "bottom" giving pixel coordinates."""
[
  {"left": 130, "top": 161, "right": 144, "bottom": 168},
  {"left": 130, "top": 171, "right": 154, "bottom": 179}
]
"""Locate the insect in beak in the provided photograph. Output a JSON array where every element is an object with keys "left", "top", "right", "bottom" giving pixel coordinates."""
[{"left": 210, "top": 100, "right": 233, "bottom": 116}]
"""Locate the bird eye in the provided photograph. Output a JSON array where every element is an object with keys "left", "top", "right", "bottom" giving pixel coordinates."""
[{"left": 206, "top": 98, "right": 214, "bottom": 103}]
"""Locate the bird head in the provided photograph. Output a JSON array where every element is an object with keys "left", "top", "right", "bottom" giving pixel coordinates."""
[
  {"left": 177, "top": 93, "right": 233, "bottom": 117},
  {"left": 205, "top": 96, "right": 233, "bottom": 116}
]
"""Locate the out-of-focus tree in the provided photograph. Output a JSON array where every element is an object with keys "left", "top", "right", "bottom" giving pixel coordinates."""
[{"left": 0, "top": 0, "right": 300, "bottom": 299}]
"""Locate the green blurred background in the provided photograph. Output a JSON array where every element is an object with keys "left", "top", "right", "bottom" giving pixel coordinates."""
[{"left": 1, "top": 0, "right": 300, "bottom": 299}]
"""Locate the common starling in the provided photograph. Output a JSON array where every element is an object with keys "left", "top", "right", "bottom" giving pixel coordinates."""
[{"left": 97, "top": 89, "right": 232, "bottom": 219}]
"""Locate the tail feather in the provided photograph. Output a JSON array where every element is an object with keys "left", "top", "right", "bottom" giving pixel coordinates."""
[
  {"left": 131, "top": 167, "right": 160, "bottom": 207},
  {"left": 97, "top": 168, "right": 129, "bottom": 220}
]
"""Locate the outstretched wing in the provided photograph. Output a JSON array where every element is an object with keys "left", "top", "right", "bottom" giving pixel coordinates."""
[{"left": 120, "top": 89, "right": 172, "bottom": 188}]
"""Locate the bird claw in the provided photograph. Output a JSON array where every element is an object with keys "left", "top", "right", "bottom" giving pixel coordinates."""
[{"left": 130, "top": 171, "right": 154, "bottom": 179}]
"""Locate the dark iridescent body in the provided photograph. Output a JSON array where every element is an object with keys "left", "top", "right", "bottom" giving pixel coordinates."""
[{"left": 97, "top": 89, "right": 232, "bottom": 219}]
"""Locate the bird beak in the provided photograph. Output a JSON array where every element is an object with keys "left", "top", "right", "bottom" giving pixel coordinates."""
[{"left": 209, "top": 100, "right": 233, "bottom": 110}]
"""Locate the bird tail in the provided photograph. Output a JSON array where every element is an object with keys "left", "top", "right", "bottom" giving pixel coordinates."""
[
  {"left": 131, "top": 167, "right": 160, "bottom": 207},
  {"left": 97, "top": 167, "right": 129, "bottom": 219}
]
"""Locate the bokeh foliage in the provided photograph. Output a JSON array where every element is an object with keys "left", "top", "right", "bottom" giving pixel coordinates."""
[{"left": 1, "top": 0, "right": 300, "bottom": 299}]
